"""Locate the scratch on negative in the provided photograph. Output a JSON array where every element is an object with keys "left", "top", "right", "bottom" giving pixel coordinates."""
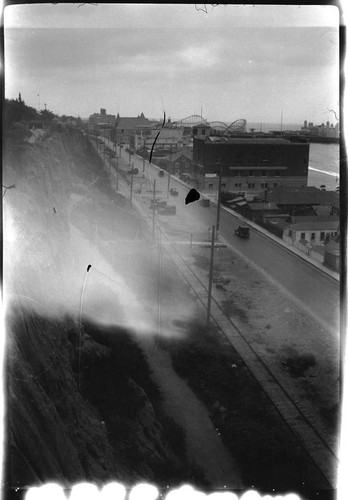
[{"left": 149, "top": 111, "right": 166, "bottom": 164}]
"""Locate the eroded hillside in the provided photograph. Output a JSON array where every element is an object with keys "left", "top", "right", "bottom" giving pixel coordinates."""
[{"left": 3, "top": 126, "right": 207, "bottom": 492}]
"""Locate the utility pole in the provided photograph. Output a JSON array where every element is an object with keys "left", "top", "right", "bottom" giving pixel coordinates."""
[
  {"left": 130, "top": 163, "right": 134, "bottom": 207},
  {"left": 167, "top": 170, "right": 171, "bottom": 198},
  {"left": 216, "top": 163, "right": 222, "bottom": 240},
  {"left": 143, "top": 138, "right": 145, "bottom": 173},
  {"left": 152, "top": 179, "right": 156, "bottom": 240},
  {"left": 167, "top": 143, "right": 173, "bottom": 198},
  {"left": 206, "top": 225, "right": 215, "bottom": 327},
  {"left": 116, "top": 155, "right": 119, "bottom": 191}
]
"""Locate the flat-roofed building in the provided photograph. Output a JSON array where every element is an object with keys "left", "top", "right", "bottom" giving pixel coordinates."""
[{"left": 192, "top": 125, "right": 309, "bottom": 194}]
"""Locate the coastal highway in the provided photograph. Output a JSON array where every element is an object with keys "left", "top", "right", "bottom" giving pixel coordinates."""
[{"left": 105, "top": 139, "right": 340, "bottom": 336}]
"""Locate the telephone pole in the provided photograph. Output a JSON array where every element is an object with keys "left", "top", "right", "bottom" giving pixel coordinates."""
[
  {"left": 206, "top": 225, "right": 215, "bottom": 327},
  {"left": 116, "top": 156, "right": 119, "bottom": 190},
  {"left": 152, "top": 179, "right": 156, "bottom": 240},
  {"left": 130, "top": 163, "right": 134, "bottom": 207},
  {"left": 216, "top": 163, "right": 222, "bottom": 240}
]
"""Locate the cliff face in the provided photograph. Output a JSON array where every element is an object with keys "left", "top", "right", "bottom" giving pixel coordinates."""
[{"left": 3, "top": 126, "right": 200, "bottom": 493}]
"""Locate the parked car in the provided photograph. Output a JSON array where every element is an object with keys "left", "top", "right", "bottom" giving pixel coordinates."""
[
  {"left": 235, "top": 225, "right": 250, "bottom": 238},
  {"left": 158, "top": 170, "right": 165, "bottom": 177},
  {"left": 127, "top": 167, "right": 139, "bottom": 175},
  {"left": 149, "top": 199, "right": 167, "bottom": 209},
  {"left": 200, "top": 198, "right": 210, "bottom": 207},
  {"left": 158, "top": 205, "right": 176, "bottom": 215},
  {"left": 170, "top": 188, "right": 178, "bottom": 196}
]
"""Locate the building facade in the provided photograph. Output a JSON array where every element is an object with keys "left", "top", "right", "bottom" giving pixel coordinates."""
[
  {"left": 192, "top": 126, "right": 310, "bottom": 194},
  {"left": 116, "top": 113, "right": 157, "bottom": 146}
]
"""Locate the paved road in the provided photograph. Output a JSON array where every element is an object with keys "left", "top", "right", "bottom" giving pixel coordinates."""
[{"left": 105, "top": 140, "right": 340, "bottom": 336}]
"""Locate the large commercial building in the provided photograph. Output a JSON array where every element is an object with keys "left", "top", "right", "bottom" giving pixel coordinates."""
[
  {"left": 115, "top": 112, "right": 157, "bottom": 145},
  {"left": 192, "top": 125, "right": 310, "bottom": 194}
]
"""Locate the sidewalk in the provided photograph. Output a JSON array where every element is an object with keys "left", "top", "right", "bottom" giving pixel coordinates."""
[
  {"left": 202, "top": 192, "right": 340, "bottom": 282},
  {"left": 96, "top": 138, "right": 339, "bottom": 282}
]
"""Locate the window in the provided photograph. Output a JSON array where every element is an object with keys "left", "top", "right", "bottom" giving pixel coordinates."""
[
  {"left": 261, "top": 183, "right": 269, "bottom": 189},
  {"left": 249, "top": 170, "right": 254, "bottom": 176},
  {"left": 216, "top": 155, "right": 221, "bottom": 164},
  {"left": 202, "top": 129, "right": 206, "bottom": 135},
  {"left": 311, "top": 233, "right": 315, "bottom": 241},
  {"left": 274, "top": 183, "right": 278, "bottom": 188},
  {"left": 209, "top": 183, "right": 213, "bottom": 190},
  {"left": 301, "top": 233, "right": 306, "bottom": 240},
  {"left": 222, "top": 183, "right": 226, "bottom": 188},
  {"left": 320, "top": 232, "right": 325, "bottom": 241},
  {"left": 275, "top": 170, "right": 280, "bottom": 176},
  {"left": 248, "top": 183, "right": 255, "bottom": 189},
  {"left": 262, "top": 171, "right": 266, "bottom": 176},
  {"left": 193, "top": 128, "right": 197, "bottom": 135},
  {"left": 235, "top": 183, "right": 242, "bottom": 188}
]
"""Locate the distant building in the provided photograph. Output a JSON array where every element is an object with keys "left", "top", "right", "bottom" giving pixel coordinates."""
[
  {"left": 301, "top": 119, "right": 339, "bottom": 139},
  {"left": 131, "top": 127, "right": 186, "bottom": 152},
  {"left": 89, "top": 108, "right": 115, "bottom": 128},
  {"left": 267, "top": 186, "right": 339, "bottom": 215},
  {"left": 156, "top": 150, "right": 194, "bottom": 176},
  {"left": 192, "top": 125, "right": 310, "bottom": 193},
  {"left": 283, "top": 216, "right": 339, "bottom": 245},
  {"left": 116, "top": 112, "right": 157, "bottom": 145}
]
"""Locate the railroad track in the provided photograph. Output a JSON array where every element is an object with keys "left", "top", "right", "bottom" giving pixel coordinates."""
[
  {"left": 157, "top": 227, "right": 338, "bottom": 490},
  {"left": 100, "top": 140, "right": 339, "bottom": 489}
]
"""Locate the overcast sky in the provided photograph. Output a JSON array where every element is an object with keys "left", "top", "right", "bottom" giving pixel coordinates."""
[{"left": 4, "top": 3, "right": 340, "bottom": 125}]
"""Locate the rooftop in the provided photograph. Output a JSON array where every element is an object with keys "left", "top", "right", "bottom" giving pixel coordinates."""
[
  {"left": 268, "top": 186, "right": 339, "bottom": 206},
  {"left": 206, "top": 136, "right": 299, "bottom": 145},
  {"left": 291, "top": 220, "right": 339, "bottom": 231}
]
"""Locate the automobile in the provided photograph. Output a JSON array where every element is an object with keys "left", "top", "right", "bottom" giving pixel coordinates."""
[
  {"left": 158, "top": 170, "right": 165, "bottom": 177},
  {"left": 149, "top": 199, "right": 167, "bottom": 209},
  {"left": 235, "top": 225, "right": 250, "bottom": 238},
  {"left": 158, "top": 205, "right": 176, "bottom": 215},
  {"left": 170, "top": 188, "right": 178, "bottom": 196},
  {"left": 126, "top": 167, "right": 139, "bottom": 175},
  {"left": 200, "top": 198, "right": 210, "bottom": 207}
]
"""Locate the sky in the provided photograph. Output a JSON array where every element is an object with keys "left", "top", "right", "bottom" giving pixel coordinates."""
[{"left": 4, "top": 3, "right": 341, "bottom": 125}]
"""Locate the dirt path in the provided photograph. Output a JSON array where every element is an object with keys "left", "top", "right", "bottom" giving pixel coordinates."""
[
  {"left": 66, "top": 178, "right": 244, "bottom": 488},
  {"left": 139, "top": 337, "right": 244, "bottom": 488}
]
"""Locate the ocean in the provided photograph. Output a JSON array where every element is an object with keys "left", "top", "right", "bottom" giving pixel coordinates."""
[
  {"left": 307, "top": 142, "right": 340, "bottom": 191},
  {"left": 247, "top": 123, "right": 340, "bottom": 192}
]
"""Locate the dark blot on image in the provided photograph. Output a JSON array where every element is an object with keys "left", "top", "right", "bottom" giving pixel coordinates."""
[{"left": 185, "top": 188, "right": 200, "bottom": 205}]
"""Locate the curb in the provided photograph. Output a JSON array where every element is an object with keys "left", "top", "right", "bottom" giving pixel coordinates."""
[
  {"left": 202, "top": 195, "right": 340, "bottom": 283},
  {"left": 96, "top": 138, "right": 339, "bottom": 283}
]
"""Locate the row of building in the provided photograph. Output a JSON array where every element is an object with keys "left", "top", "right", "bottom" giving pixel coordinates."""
[
  {"left": 300, "top": 119, "right": 339, "bottom": 139},
  {"left": 88, "top": 109, "right": 314, "bottom": 198},
  {"left": 223, "top": 186, "right": 340, "bottom": 271},
  {"left": 87, "top": 108, "right": 340, "bottom": 272}
]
